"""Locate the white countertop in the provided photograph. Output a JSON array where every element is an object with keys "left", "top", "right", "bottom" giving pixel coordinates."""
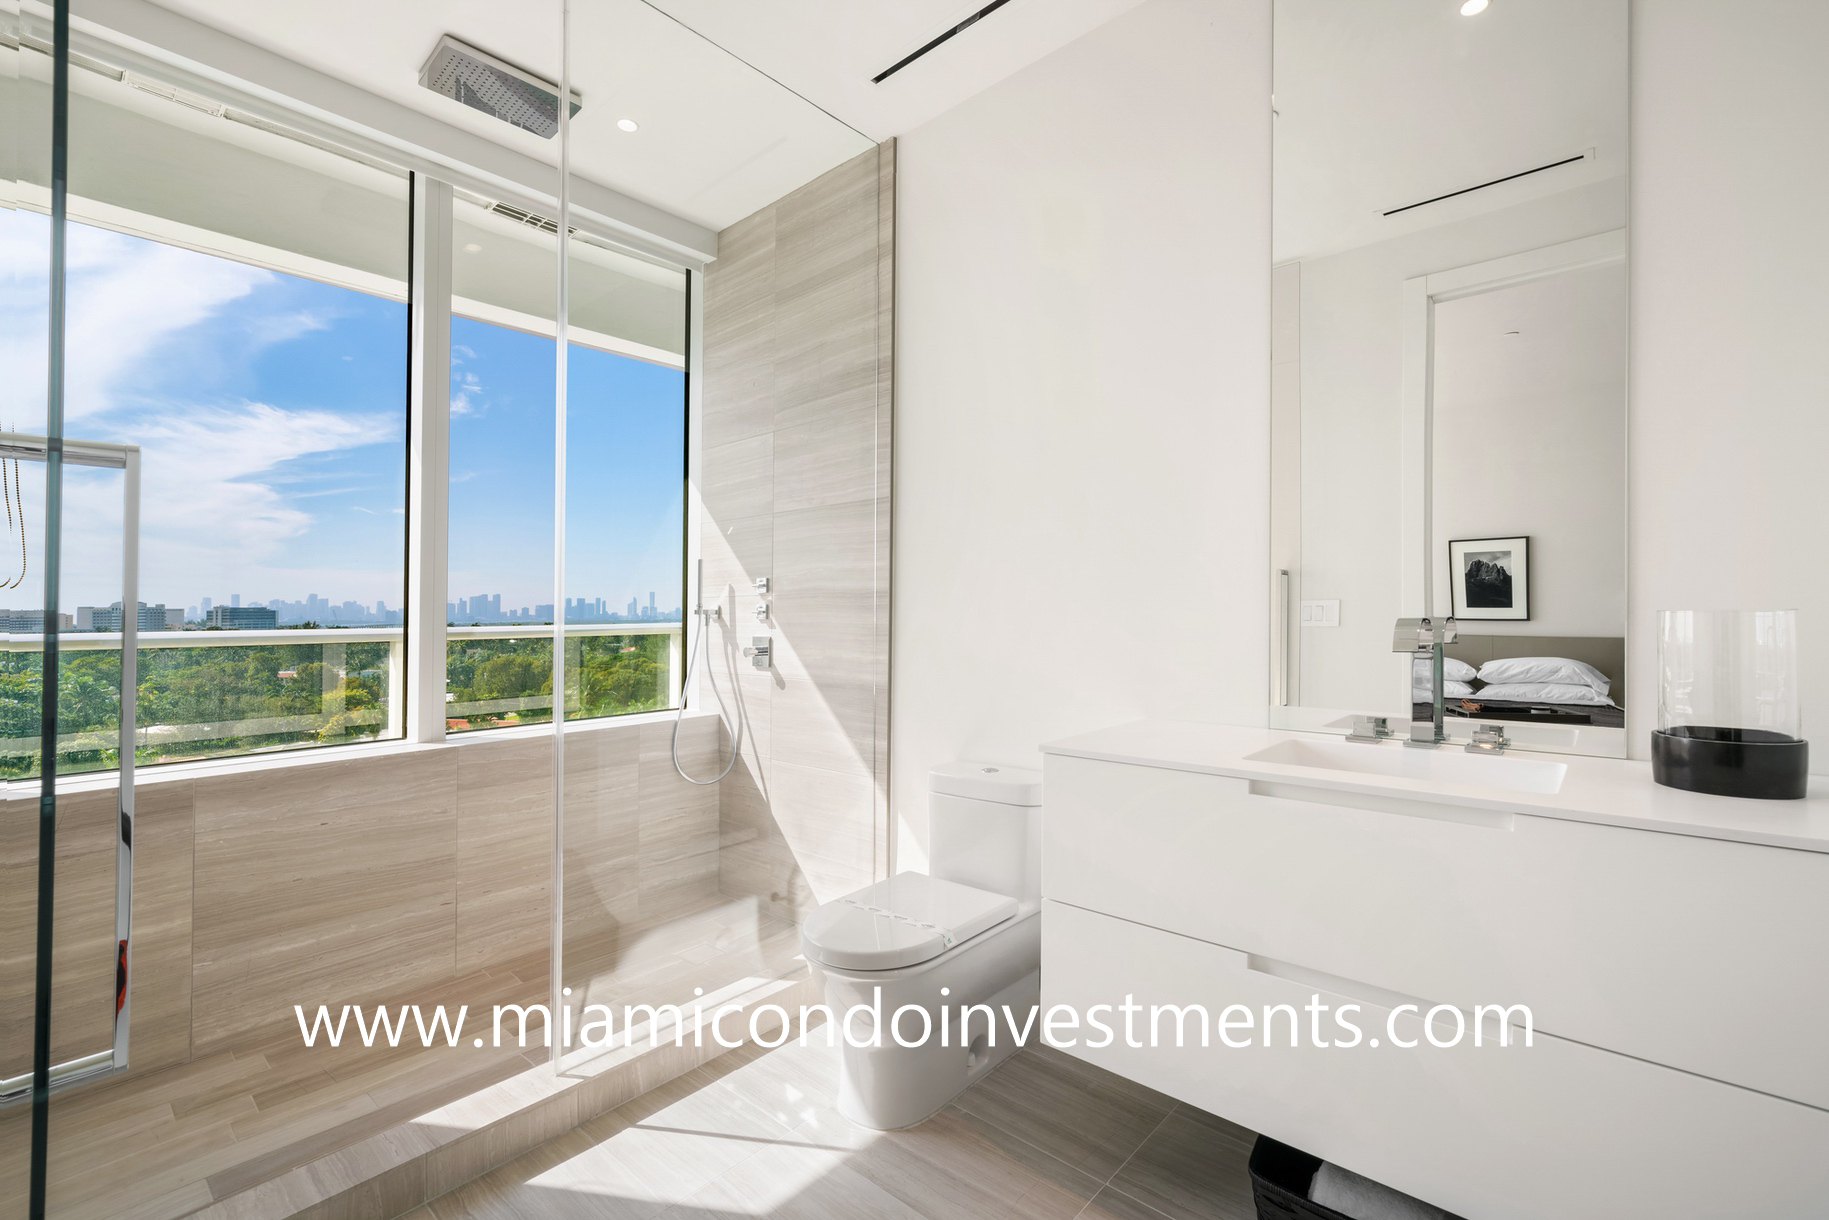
[{"left": 1042, "top": 720, "right": 1829, "bottom": 854}]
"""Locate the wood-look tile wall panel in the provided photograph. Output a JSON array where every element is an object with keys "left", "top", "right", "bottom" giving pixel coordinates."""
[
  {"left": 0, "top": 788, "right": 116, "bottom": 1075},
  {"left": 5, "top": 713, "right": 718, "bottom": 1096},
  {"left": 702, "top": 140, "right": 894, "bottom": 913},
  {"left": 456, "top": 736, "right": 552, "bottom": 972},
  {"left": 189, "top": 751, "right": 461, "bottom": 1053},
  {"left": 125, "top": 779, "right": 196, "bottom": 1073},
  {"left": 561, "top": 723, "right": 642, "bottom": 948},
  {"left": 634, "top": 719, "right": 721, "bottom": 923},
  {"left": 1, "top": 779, "right": 194, "bottom": 1082}
]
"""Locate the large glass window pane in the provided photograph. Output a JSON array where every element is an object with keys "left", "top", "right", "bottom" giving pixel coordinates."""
[
  {"left": 564, "top": 342, "right": 685, "bottom": 717},
  {"left": 447, "top": 193, "right": 687, "bottom": 734},
  {"left": 1, "top": 34, "right": 410, "bottom": 774},
  {"left": 446, "top": 310, "right": 556, "bottom": 733}
]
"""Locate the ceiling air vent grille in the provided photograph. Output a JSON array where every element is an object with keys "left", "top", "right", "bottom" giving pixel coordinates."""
[{"left": 419, "top": 35, "right": 581, "bottom": 140}]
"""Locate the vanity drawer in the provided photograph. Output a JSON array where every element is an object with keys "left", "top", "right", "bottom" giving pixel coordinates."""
[
  {"left": 1042, "top": 900, "right": 1829, "bottom": 1220},
  {"left": 1043, "top": 754, "right": 1829, "bottom": 1109}
]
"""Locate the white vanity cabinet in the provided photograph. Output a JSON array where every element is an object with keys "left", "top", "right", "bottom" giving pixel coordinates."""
[{"left": 1040, "top": 722, "right": 1829, "bottom": 1220}]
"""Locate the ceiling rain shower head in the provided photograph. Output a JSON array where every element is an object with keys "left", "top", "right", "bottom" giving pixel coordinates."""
[{"left": 418, "top": 34, "right": 581, "bottom": 139}]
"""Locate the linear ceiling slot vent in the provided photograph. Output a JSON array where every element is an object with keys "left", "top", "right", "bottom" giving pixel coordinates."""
[
  {"left": 488, "top": 202, "right": 577, "bottom": 238},
  {"left": 1382, "top": 149, "right": 1594, "bottom": 217},
  {"left": 419, "top": 35, "right": 581, "bottom": 139},
  {"left": 122, "top": 71, "right": 224, "bottom": 118},
  {"left": 873, "top": 0, "right": 1017, "bottom": 84}
]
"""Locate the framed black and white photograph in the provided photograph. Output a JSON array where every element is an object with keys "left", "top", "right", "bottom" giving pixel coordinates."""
[{"left": 1449, "top": 536, "right": 1530, "bottom": 620}]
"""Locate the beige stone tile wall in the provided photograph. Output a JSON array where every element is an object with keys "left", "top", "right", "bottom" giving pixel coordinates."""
[
  {"left": 0, "top": 712, "right": 723, "bottom": 1085},
  {"left": 701, "top": 140, "right": 895, "bottom": 922}
]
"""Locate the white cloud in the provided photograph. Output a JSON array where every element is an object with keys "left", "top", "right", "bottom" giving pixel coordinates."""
[
  {"left": 242, "top": 308, "right": 334, "bottom": 347},
  {"left": 0, "top": 216, "right": 409, "bottom": 610},
  {"left": 64, "top": 227, "right": 275, "bottom": 423},
  {"left": 450, "top": 370, "right": 485, "bottom": 417},
  {"left": 55, "top": 401, "right": 397, "bottom": 606}
]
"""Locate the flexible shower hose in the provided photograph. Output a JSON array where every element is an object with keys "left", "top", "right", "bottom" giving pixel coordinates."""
[{"left": 672, "top": 603, "right": 744, "bottom": 785}]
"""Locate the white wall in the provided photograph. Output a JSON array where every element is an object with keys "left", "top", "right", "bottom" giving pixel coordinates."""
[
  {"left": 1294, "top": 180, "right": 1626, "bottom": 712},
  {"left": 891, "top": 0, "right": 1270, "bottom": 865},
  {"left": 1631, "top": 0, "right": 1829, "bottom": 768},
  {"left": 892, "top": 0, "right": 1829, "bottom": 849},
  {"left": 1432, "top": 262, "right": 1628, "bottom": 636}
]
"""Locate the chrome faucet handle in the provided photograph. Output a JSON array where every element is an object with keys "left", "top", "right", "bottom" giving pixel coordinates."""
[
  {"left": 1391, "top": 616, "right": 1459, "bottom": 653},
  {"left": 1346, "top": 715, "right": 1394, "bottom": 744},
  {"left": 1466, "top": 724, "right": 1509, "bottom": 755}
]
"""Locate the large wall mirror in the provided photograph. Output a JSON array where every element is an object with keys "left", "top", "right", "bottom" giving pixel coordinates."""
[{"left": 1269, "top": 0, "right": 1629, "bottom": 757}]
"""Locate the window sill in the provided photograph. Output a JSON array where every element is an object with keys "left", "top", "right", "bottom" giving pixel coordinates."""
[{"left": 16, "top": 707, "right": 720, "bottom": 798}]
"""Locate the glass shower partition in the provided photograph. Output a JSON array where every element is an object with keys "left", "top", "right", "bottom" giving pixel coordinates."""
[
  {"left": 553, "top": 0, "right": 882, "bottom": 1077},
  {"left": 0, "top": 3, "right": 142, "bottom": 1214}
]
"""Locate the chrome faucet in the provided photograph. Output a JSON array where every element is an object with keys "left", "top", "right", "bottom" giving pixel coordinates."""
[{"left": 1392, "top": 616, "right": 1458, "bottom": 748}]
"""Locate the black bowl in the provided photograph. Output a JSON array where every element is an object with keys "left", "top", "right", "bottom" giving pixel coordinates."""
[{"left": 1652, "top": 726, "right": 1809, "bottom": 800}]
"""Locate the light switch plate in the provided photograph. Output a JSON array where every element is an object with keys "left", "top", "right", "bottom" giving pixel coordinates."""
[{"left": 1300, "top": 599, "right": 1340, "bottom": 627}]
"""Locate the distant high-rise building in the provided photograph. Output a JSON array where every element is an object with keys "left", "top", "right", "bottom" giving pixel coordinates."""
[
  {"left": 88, "top": 602, "right": 176, "bottom": 632},
  {"left": 207, "top": 605, "right": 278, "bottom": 630},
  {"left": 0, "top": 609, "right": 72, "bottom": 632},
  {"left": 200, "top": 596, "right": 212, "bottom": 618},
  {"left": 230, "top": 593, "right": 241, "bottom": 608},
  {"left": 627, "top": 596, "right": 639, "bottom": 619}
]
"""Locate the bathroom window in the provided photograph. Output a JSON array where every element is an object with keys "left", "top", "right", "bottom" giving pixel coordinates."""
[
  {"left": 446, "top": 197, "right": 689, "bottom": 733},
  {"left": 0, "top": 59, "right": 411, "bottom": 778}
]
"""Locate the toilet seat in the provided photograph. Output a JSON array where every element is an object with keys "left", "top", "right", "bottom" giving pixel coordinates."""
[{"left": 803, "top": 872, "right": 1017, "bottom": 971}]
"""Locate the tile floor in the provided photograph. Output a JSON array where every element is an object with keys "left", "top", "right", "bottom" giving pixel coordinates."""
[
  {"left": 411, "top": 1028, "right": 1260, "bottom": 1220},
  {"left": 563, "top": 896, "right": 806, "bottom": 1036},
  {"left": 1, "top": 894, "right": 805, "bottom": 1220}
]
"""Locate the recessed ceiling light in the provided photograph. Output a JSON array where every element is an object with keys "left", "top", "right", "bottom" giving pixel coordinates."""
[
  {"left": 616, "top": 118, "right": 639, "bottom": 133},
  {"left": 1460, "top": 0, "right": 1489, "bottom": 14},
  {"left": 463, "top": 242, "right": 482, "bottom": 253}
]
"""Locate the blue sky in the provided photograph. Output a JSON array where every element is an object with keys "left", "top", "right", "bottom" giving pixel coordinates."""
[
  {"left": 450, "top": 316, "right": 685, "bottom": 619},
  {"left": 0, "top": 212, "right": 684, "bottom": 619}
]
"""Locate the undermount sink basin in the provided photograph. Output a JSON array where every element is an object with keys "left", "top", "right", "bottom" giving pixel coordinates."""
[{"left": 1244, "top": 737, "right": 1568, "bottom": 795}]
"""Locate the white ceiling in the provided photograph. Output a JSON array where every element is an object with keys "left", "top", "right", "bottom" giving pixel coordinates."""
[
  {"left": 1274, "top": 0, "right": 1628, "bottom": 263},
  {"left": 142, "top": 0, "right": 1144, "bottom": 236},
  {"left": 642, "top": 0, "right": 1150, "bottom": 141}
]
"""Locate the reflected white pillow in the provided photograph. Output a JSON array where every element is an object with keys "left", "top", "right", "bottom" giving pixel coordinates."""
[
  {"left": 1474, "top": 682, "right": 1616, "bottom": 707},
  {"left": 1413, "top": 680, "right": 1475, "bottom": 701},
  {"left": 1413, "top": 657, "right": 1478, "bottom": 684},
  {"left": 1476, "top": 656, "right": 1610, "bottom": 694}
]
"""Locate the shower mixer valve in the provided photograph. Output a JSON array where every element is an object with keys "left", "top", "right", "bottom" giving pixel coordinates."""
[{"left": 743, "top": 637, "right": 772, "bottom": 670}]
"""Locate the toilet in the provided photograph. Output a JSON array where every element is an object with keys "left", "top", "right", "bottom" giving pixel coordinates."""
[{"left": 801, "top": 761, "right": 1043, "bottom": 1130}]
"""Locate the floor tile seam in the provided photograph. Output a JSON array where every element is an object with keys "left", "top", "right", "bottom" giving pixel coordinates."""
[
  {"left": 1068, "top": 1184, "right": 1181, "bottom": 1220},
  {"left": 1100, "top": 1107, "right": 1176, "bottom": 1187},
  {"left": 941, "top": 1094, "right": 1114, "bottom": 1199}
]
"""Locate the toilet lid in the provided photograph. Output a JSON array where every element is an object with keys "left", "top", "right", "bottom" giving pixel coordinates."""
[{"left": 803, "top": 872, "right": 1018, "bottom": 971}]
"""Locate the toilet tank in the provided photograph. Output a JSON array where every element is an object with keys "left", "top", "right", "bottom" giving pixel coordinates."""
[{"left": 927, "top": 762, "right": 1043, "bottom": 904}]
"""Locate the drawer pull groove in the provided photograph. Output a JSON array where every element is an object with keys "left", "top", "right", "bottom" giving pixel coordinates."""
[{"left": 1248, "top": 780, "right": 1515, "bottom": 830}]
